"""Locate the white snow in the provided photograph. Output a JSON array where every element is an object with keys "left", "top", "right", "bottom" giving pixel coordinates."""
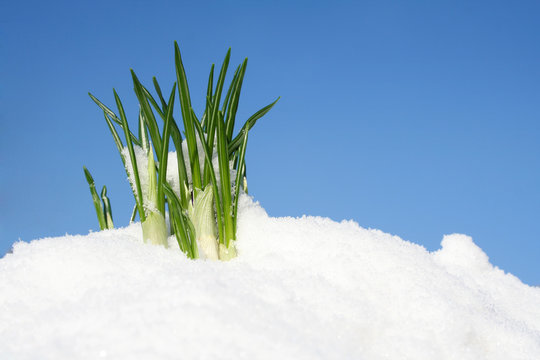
[
  {"left": 1, "top": 195, "right": 539, "bottom": 359},
  {"left": 121, "top": 145, "right": 150, "bottom": 201}
]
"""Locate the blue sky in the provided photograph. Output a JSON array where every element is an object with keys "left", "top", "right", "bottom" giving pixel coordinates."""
[{"left": 1, "top": 0, "right": 539, "bottom": 285}]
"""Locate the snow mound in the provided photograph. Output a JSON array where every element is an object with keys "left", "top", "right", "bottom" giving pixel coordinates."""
[{"left": 1, "top": 196, "right": 539, "bottom": 359}]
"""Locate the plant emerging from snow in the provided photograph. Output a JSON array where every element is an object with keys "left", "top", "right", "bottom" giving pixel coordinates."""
[
  {"left": 83, "top": 166, "right": 114, "bottom": 231},
  {"left": 83, "top": 42, "right": 278, "bottom": 260}
]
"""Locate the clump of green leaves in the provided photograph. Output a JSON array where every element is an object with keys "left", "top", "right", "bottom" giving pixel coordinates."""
[{"left": 85, "top": 42, "right": 278, "bottom": 260}]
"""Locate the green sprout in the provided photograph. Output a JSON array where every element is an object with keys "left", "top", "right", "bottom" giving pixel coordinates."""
[
  {"left": 85, "top": 42, "right": 279, "bottom": 260},
  {"left": 83, "top": 167, "right": 114, "bottom": 230}
]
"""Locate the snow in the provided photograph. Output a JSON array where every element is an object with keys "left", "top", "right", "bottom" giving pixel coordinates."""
[
  {"left": 1, "top": 195, "right": 539, "bottom": 359},
  {"left": 121, "top": 145, "right": 150, "bottom": 201}
]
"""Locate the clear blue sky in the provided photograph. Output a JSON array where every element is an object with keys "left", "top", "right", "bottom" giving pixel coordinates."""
[{"left": 1, "top": 0, "right": 539, "bottom": 285}]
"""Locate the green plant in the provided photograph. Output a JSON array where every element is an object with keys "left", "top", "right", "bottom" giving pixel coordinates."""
[
  {"left": 86, "top": 42, "right": 279, "bottom": 260},
  {"left": 83, "top": 167, "right": 114, "bottom": 230}
]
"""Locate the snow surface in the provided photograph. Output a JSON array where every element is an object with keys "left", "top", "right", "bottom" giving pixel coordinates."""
[{"left": 1, "top": 195, "right": 539, "bottom": 359}]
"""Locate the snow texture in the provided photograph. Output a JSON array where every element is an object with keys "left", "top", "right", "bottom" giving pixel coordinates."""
[
  {"left": 1, "top": 195, "right": 539, "bottom": 359},
  {"left": 121, "top": 145, "right": 150, "bottom": 202}
]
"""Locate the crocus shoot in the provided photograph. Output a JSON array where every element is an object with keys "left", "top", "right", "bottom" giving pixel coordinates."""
[{"left": 85, "top": 42, "right": 279, "bottom": 260}]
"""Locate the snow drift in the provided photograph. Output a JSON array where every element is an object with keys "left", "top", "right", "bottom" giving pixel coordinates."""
[{"left": 1, "top": 195, "right": 539, "bottom": 359}]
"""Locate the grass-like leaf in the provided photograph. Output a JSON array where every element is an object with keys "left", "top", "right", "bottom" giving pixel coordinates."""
[
  {"left": 89, "top": 92, "right": 141, "bottom": 146},
  {"left": 205, "top": 48, "right": 231, "bottom": 167},
  {"left": 175, "top": 41, "right": 202, "bottom": 190},
  {"left": 131, "top": 70, "right": 162, "bottom": 157},
  {"left": 103, "top": 112, "right": 125, "bottom": 157},
  {"left": 228, "top": 97, "right": 280, "bottom": 155},
  {"left": 156, "top": 85, "right": 176, "bottom": 214},
  {"left": 233, "top": 129, "right": 248, "bottom": 234},
  {"left": 201, "top": 64, "right": 215, "bottom": 130},
  {"left": 83, "top": 166, "right": 107, "bottom": 230},
  {"left": 101, "top": 185, "right": 114, "bottom": 229},
  {"left": 221, "top": 64, "right": 240, "bottom": 115},
  {"left": 145, "top": 77, "right": 190, "bottom": 209},
  {"left": 138, "top": 109, "right": 150, "bottom": 154},
  {"left": 114, "top": 89, "right": 146, "bottom": 222},
  {"left": 215, "top": 110, "right": 234, "bottom": 247},
  {"left": 153, "top": 77, "right": 168, "bottom": 110},
  {"left": 163, "top": 182, "right": 198, "bottom": 259},
  {"left": 225, "top": 59, "right": 247, "bottom": 141},
  {"left": 130, "top": 204, "right": 137, "bottom": 223}
]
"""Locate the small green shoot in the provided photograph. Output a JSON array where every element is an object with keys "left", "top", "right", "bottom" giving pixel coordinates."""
[
  {"left": 101, "top": 186, "right": 114, "bottom": 229},
  {"left": 83, "top": 167, "right": 112, "bottom": 230}
]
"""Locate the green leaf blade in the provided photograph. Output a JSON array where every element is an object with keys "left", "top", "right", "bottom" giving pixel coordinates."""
[
  {"left": 114, "top": 88, "right": 146, "bottom": 222},
  {"left": 83, "top": 166, "right": 107, "bottom": 230},
  {"left": 175, "top": 41, "right": 202, "bottom": 190},
  {"left": 228, "top": 97, "right": 280, "bottom": 155}
]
